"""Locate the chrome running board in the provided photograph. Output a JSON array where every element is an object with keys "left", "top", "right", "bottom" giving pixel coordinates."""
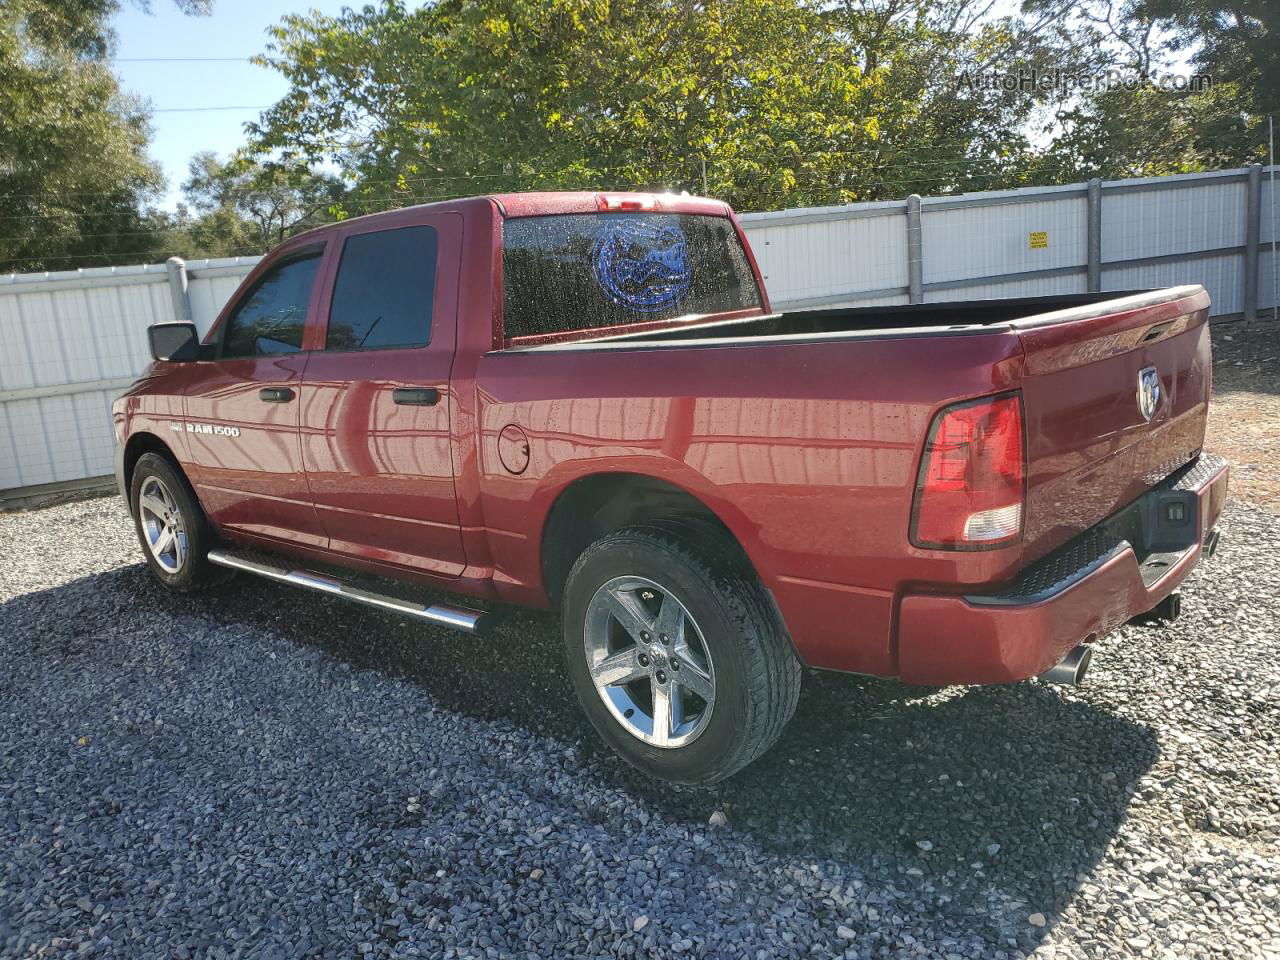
[{"left": 206, "top": 548, "right": 496, "bottom": 635}]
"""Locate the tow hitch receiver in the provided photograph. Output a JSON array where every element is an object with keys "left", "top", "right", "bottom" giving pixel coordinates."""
[{"left": 1131, "top": 591, "right": 1182, "bottom": 626}]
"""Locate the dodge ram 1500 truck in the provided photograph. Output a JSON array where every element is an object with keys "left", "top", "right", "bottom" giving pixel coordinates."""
[{"left": 113, "top": 191, "right": 1228, "bottom": 784}]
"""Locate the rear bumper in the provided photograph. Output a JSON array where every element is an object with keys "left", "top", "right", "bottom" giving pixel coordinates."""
[{"left": 897, "top": 452, "right": 1229, "bottom": 685}]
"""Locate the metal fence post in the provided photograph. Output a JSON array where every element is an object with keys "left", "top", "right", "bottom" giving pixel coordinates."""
[
  {"left": 1244, "top": 164, "right": 1262, "bottom": 322},
  {"left": 164, "top": 256, "right": 193, "bottom": 326},
  {"left": 1087, "top": 178, "right": 1102, "bottom": 293},
  {"left": 906, "top": 194, "right": 923, "bottom": 304}
]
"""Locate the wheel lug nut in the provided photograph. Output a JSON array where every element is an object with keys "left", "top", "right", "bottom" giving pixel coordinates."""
[
  {"left": 640, "top": 631, "right": 651, "bottom": 642},
  {"left": 638, "top": 653, "right": 650, "bottom": 667},
  {"left": 659, "top": 634, "right": 670, "bottom": 644},
  {"left": 656, "top": 671, "right": 667, "bottom": 684},
  {"left": 671, "top": 660, "right": 680, "bottom": 671}
]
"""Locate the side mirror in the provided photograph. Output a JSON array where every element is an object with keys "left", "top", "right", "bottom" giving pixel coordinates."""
[{"left": 148, "top": 322, "right": 204, "bottom": 362}]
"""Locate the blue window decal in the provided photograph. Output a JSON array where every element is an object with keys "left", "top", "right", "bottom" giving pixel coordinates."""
[{"left": 590, "top": 217, "right": 693, "bottom": 312}]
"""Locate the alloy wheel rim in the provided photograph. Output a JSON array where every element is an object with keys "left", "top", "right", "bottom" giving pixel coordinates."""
[
  {"left": 584, "top": 575, "right": 716, "bottom": 748},
  {"left": 138, "top": 476, "right": 187, "bottom": 574}
]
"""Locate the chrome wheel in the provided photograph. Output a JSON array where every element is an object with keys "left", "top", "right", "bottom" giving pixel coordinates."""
[
  {"left": 584, "top": 575, "right": 716, "bottom": 748},
  {"left": 137, "top": 475, "right": 187, "bottom": 574}
]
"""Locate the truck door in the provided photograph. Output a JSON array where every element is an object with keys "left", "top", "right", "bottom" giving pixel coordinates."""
[
  {"left": 298, "top": 214, "right": 466, "bottom": 577},
  {"left": 182, "top": 245, "right": 328, "bottom": 546}
]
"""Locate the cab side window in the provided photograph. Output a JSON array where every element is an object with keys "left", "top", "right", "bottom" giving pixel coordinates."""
[
  {"left": 325, "top": 226, "right": 438, "bottom": 351},
  {"left": 221, "top": 252, "right": 322, "bottom": 358}
]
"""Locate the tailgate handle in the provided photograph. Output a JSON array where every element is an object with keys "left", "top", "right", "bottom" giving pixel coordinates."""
[
  {"left": 258, "top": 386, "right": 295, "bottom": 403},
  {"left": 393, "top": 387, "right": 440, "bottom": 406},
  {"left": 1142, "top": 321, "right": 1175, "bottom": 343}
]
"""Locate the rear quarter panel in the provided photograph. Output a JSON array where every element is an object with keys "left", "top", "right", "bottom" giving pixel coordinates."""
[{"left": 474, "top": 331, "right": 1025, "bottom": 674}]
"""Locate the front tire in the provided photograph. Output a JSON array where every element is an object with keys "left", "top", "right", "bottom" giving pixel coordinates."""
[
  {"left": 130, "top": 452, "right": 221, "bottom": 592},
  {"left": 562, "top": 521, "right": 802, "bottom": 785}
]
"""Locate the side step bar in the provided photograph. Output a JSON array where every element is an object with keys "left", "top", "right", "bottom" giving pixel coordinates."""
[{"left": 206, "top": 549, "right": 497, "bottom": 635}]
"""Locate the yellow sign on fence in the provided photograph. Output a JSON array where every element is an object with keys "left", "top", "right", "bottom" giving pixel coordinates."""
[{"left": 1029, "top": 231, "right": 1049, "bottom": 250}]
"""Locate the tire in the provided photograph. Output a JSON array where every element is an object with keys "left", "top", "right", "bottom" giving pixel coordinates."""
[
  {"left": 562, "top": 520, "right": 802, "bottom": 785},
  {"left": 129, "top": 452, "right": 223, "bottom": 592}
]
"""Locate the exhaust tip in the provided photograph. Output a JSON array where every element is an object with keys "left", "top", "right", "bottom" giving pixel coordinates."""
[{"left": 1038, "top": 644, "right": 1093, "bottom": 685}]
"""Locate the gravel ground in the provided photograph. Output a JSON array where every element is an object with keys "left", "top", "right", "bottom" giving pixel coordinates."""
[
  {"left": 3, "top": 317, "right": 1279, "bottom": 960},
  {"left": 1, "top": 494, "right": 1277, "bottom": 959},
  {"left": 1206, "top": 316, "right": 1280, "bottom": 512}
]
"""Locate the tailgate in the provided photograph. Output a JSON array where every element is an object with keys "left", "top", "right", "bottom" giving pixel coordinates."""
[{"left": 1013, "top": 286, "right": 1213, "bottom": 564}]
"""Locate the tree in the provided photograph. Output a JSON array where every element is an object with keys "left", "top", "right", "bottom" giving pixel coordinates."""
[
  {"left": 1138, "top": 0, "right": 1278, "bottom": 118},
  {"left": 248, "top": 0, "right": 1120, "bottom": 211},
  {"left": 249, "top": 0, "right": 891, "bottom": 212},
  {"left": 175, "top": 151, "right": 344, "bottom": 257},
  {"left": 820, "top": 0, "right": 1108, "bottom": 195},
  {"left": 0, "top": 0, "right": 211, "bottom": 274},
  {"left": 1022, "top": 0, "right": 1272, "bottom": 177}
]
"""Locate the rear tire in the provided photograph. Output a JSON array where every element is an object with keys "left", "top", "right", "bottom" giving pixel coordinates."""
[
  {"left": 129, "top": 452, "right": 222, "bottom": 592},
  {"left": 562, "top": 520, "right": 802, "bottom": 785}
]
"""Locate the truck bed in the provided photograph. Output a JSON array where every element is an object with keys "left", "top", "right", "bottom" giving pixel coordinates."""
[{"left": 587, "top": 290, "right": 1155, "bottom": 344}]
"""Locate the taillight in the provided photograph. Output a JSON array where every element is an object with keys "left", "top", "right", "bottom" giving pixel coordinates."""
[{"left": 910, "top": 393, "right": 1025, "bottom": 550}]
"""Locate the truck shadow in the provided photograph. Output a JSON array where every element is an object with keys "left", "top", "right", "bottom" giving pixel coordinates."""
[
  {"left": 249, "top": 576, "right": 1159, "bottom": 951},
  {"left": 3, "top": 563, "right": 1158, "bottom": 953},
  {"left": 688, "top": 676, "right": 1155, "bottom": 948}
]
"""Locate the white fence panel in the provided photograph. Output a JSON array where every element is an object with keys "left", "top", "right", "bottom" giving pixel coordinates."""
[
  {"left": 924, "top": 271, "right": 1087, "bottom": 303},
  {"left": 818, "top": 293, "right": 912, "bottom": 310},
  {"left": 1105, "top": 252, "right": 1244, "bottom": 316},
  {"left": 0, "top": 271, "right": 169, "bottom": 392},
  {"left": 1264, "top": 174, "right": 1277, "bottom": 245},
  {"left": 1102, "top": 175, "right": 1246, "bottom": 263},
  {"left": 921, "top": 188, "right": 1087, "bottom": 286},
  {"left": 740, "top": 202, "right": 907, "bottom": 308},
  {"left": 186, "top": 257, "right": 260, "bottom": 334},
  {"left": 1103, "top": 253, "right": 1246, "bottom": 316},
  {"left": 1263, "top": 174, "right": 1279, "bottom": 312},
  {"left": 0, "top": 268, "right": 175, "bottom": 491}
]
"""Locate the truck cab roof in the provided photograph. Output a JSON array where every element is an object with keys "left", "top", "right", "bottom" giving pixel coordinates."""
[{"left": 283, "top": 191, "right": 734, "bottom": 248}]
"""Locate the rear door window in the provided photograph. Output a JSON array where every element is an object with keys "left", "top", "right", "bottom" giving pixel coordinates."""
[
  {"left": 502, "top": 213, "right": 761, "bottom": 340},
  {"left": 221, "top": 252, "right": 322, "bottom": 358},
  {"left": 326, "top": 225, "right": 438, "bottom": 351}
]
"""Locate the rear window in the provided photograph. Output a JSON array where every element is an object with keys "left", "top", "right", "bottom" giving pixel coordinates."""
[{"left": 502, "top": 213, "right": 761, "bottom": 340}]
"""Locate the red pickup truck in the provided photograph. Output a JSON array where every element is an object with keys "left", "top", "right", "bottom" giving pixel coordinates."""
[{"left": 113, "top": 191, "right": 1228, "bottom": 784}]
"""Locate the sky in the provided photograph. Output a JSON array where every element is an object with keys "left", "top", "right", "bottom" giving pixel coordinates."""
[{"left": 111, "top": 0, "right": 353, "bottom": 210}]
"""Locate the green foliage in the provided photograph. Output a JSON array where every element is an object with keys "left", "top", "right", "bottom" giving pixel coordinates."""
[
  {"left": 0, "top": 0, "right": 212, "bottom": 274},
  {"left": 250, "top": 0, "right": 1093, "bottom": 212},
  {"left": 1023, "top": 0, "right": 1274, "bottom": 176},
  {"left": 171, "top": 151, "right": 345, "bottom": 257},
  {"left": 819, "top": 0, "right": 1111, "bottom": 195},
  {"left": 1032, "top": 81, "right": 1262, "bottom": 181},
  {"left": 1, "top": 1, "right": 159, "bottom": 271},
  {"left": 4, "top": 0, "right": 1275, "bottom": 274},
  {"left": 1138, "top": 0, "right": 1278, "bottom": 116}
]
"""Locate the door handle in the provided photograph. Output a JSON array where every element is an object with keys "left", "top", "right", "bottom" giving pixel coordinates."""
[
  {"left": 259, "top": 386, "right": 296, "bottom": 403},
  {"left": 392, "top": 387, "right": 441, "bottom": 406}
]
